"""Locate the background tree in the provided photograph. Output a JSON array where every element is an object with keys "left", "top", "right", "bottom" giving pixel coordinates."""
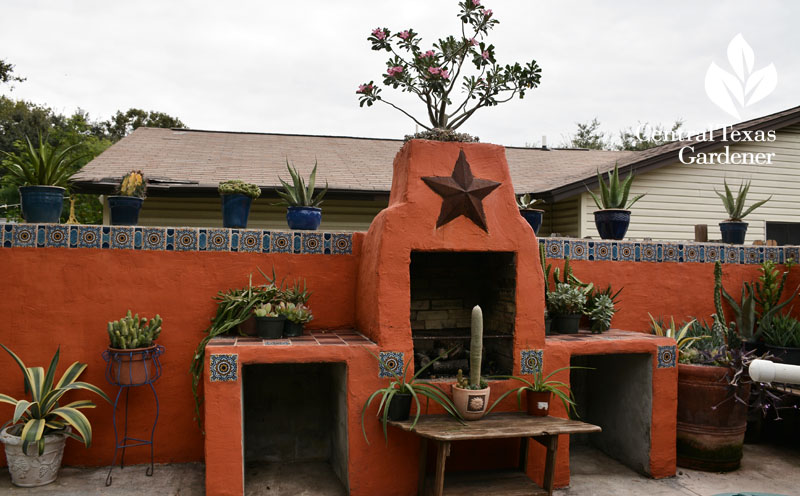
[
  {"left": 562, "top": 118, "right": 608, "bottom": 150},
  {"left": 0, "top": 58, "right": 25, "bottom": 88},
  {"left": 104, "top": 108, "right": 185, "bottom": 142},
  {"left": 617, "top": 120, "right": 684, "bottom": 151}
]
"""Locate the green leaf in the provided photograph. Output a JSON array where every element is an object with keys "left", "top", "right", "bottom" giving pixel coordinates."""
[
  {"left": 51, "top": 407, "right": 92, "bottom": 448},
  {"left": 740, "top": 196, "right": 771, "bottom": 219},
  {"left": 13, "top": 400, "right": 32, "bottom": 423}
]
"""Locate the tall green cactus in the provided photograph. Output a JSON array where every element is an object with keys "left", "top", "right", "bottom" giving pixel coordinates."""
[
  {"left": 470, "top": 305, "right": 483, "bottom": 388},
  {"left": 108, "top": 310, "right": 162, "bottom": 349}
]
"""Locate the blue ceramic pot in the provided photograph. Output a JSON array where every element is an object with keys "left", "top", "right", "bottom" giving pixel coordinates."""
[
  {"left": 19, "top": 186, "right": 65, "bottom": 223},
  {"left": 719, "top": 221, "right": 748, "bottom": 244},
  {"left": 286, "top": 206, "right": 321, "bottom": 230},
  {"left": 594, "top": 209, "right": 631, "bottom": 240},
  {"left": 520, "top": 209, "right": 544, "bottom": 235},
  {"left": 221, "top": 194, "right": 253, "bottom": 228},
  {"left": 108, "top": 196, "right": 144, "bottom": 226}
]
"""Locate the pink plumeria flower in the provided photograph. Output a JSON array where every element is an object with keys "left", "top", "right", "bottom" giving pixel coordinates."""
[
  {"left": 484, "top": 9, "right": 492, "bottom": 16},
  {"left": 420, "top": 50, "right": 435, "bottom": 58},
  {"left": 398, "top": 30, "right": 410, "bottom": 40},
  {"left": 372, "top": 28, "right": 386, "bottom": 40},
  {"left": 472, "top": 0, "right": 481, "bottom": 6},
  {"left": 428, "top": 67, "right": 440, "bottom": 75},
  {"left": 470, "top": 37, "right": 478, "bottom": 46},
  {"left": 440, "top": 69, "right": 450, "bottom": 79},
  {"left": 357, "top": 84, "right": 368, "bottom": 94},
  {"left": 481, "top": 50, "right": 490, "bottom": 60}
]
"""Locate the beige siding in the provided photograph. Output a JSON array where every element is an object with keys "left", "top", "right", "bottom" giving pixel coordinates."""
[
  {"left": 581, "top": 124, "right": 800, "bottom": 242},
  {"left": 539, "top": 196, "right": 581, "bottom": 237},
  {"left": 104, "top": 197, "right": 388, "bottom": 231}
]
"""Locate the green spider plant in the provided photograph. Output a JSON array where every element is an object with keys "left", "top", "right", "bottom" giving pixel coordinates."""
[
  {"left": 276, "top": 159, "right": 328, "bottom": 208},
  {"left": 361, "top": 349, "right": 463, "bottom": 445},
  {"left": 715, "top": 179, "right": 771, "bottom": 221},
  {"left": 649, "top": 314, "right": 704, "bottom": 354},
  {"left": 487, "top": 365, "right": 590, "bottom": 417},
  {"left": 587, "top": 163, "right": 645, "bottom": 210},
  {"left": 0, "top": 134, "right": 84, "bottom": 188},
  {"left": 0, "top": 344, "right": 110, "bottom": 456}
]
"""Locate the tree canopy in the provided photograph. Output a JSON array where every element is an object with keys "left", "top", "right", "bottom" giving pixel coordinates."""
[{"left": 560, "top": 118, "right": 684, "bottom": 151}]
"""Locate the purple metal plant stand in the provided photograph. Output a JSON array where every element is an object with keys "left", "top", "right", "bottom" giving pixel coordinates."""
[{"left": 101, "top": 345, "right": 164, "bottom": 486}]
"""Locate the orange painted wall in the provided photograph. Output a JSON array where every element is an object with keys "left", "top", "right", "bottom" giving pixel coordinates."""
[{"left": 0, "top": 245, "right": 360, "bottom": 467}]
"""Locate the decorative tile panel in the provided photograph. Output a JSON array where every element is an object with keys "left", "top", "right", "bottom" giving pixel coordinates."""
[
  {"left": 520, "top": 349, "right": 543, "bottom": 375},
  {"left": 271, "top": 232, "right": 293, "bottom": 253},
  {"left": 110, "top": 227, "right": 134, "bottom": 249},
  {"left": 77, "top": 226, "right": 102, "bottom": 248},
  {"left": 45, "top": 224, "right": 69, "bottom": 248},
  {"left": 568, "top": 240, "right": 588, "bottom": 260},
  {"left": 238, "top": 230, "right": 262, "bottom": 252},
  {"left": 209, "top": 353, "right": 238, "bottom": 382},
  {"left": 331, "top": 233, "right": 352, "bottom": 255},
  {"left": 657, "top": 345, "right": 676, "bottom": 368},
  {"left": 174, "top": 228, "right": 198, "bottom": 251},
  {"left": 302, "top": 232, "right": 324, "bottom": 254},
  {"left": 205, "top": 229, "right": 230, "bottom": 251},
  {"left": 378, "top": 351, "right": 403, "bottom": 378}
]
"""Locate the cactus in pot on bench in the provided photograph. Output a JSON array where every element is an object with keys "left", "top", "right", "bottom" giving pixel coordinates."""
[{"left": 451, "top": 305, "right": 490, "bottom": 420}]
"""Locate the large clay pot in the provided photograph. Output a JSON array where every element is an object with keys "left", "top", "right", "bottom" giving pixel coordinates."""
[
  {"left": 677, "top": 364, "right": 751, "bottom": 472},
  {"left": 286, "top": 206, "right": 322, "bottom": 230},
  {"left": 593, "top": 209, "right": 631, "bottom": 240},
  {"left": 0, "top": 426, "right": 66, "bottom": 487},
  {"left": 451, "top": 385, "right": 490, "bottom": 421},
  {"left": 107, "top": 345, "right": 160, "bottom": 385},
  {"left": 526, "top": 390, "right": 551, "bottom": 417}
]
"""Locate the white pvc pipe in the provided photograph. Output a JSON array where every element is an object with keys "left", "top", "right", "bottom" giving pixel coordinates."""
[{"left": 749, "top": 359, "right": 800, "bottom": 385}]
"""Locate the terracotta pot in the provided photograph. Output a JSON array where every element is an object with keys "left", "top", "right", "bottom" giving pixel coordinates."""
[
  {"left": 451, "top": 385, "right": 490, "bottom": 421},
  {"left": 677, "top": 363, "right": 751, "bottom": 472},
  {"left": 107, "top": 345, "right": 159, "bottom": 385},
  {"left": 237, "top": 316, "right": 258, "bottom": 336},
  {"left": 0, "top": 426, "right": 66, "bottom": 487},
  {"left": 526, "top": 390, "right": 551, "bottom": 416}
]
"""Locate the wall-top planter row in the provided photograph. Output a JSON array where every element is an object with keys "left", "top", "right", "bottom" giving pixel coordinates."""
[
  {"left": 540, "top": 237, "right": 797, "bottom": 265},
  {"left": 0, "top": 223, "right": 353, "bottom": 255}
]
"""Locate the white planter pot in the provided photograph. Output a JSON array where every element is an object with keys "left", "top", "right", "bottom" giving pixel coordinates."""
[{"left": 0, "top": 426, "right": 66, "bottom": 487}]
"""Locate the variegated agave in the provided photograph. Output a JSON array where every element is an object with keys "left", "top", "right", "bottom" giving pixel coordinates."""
[
  {"left": 587, "top": 163, "right": 645, "bottom": 210},
  {"left": 0, "top": 344, "right": 110, "bottom": 456}
]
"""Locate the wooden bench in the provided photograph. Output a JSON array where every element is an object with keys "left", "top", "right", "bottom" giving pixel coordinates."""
[{"left": 389, "top": 412, "right": 601, "bottom": 496}]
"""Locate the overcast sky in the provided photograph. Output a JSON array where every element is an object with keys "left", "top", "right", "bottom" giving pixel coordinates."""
[{"left": 1, "top": 1, "right": 797, "bottom": 147}]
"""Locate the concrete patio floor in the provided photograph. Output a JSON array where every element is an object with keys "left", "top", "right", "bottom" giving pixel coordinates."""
[{"left": 1, "top": 443, "right": 798, "bottom": 495}]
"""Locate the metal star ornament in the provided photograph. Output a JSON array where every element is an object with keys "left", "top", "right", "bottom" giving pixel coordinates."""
[{"left": 421, "top": 150, "right": 501, "bottom": 232}]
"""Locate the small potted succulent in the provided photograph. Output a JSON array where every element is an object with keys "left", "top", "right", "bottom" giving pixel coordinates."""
[
  {"left": 276, "top": 159, "right": 328, "bottom": 230},
  {"left": 361, "top": 350, "right": 462, "bottom": 444},
  {"left": 588, "top": 294, "right": 615, "bottom": 334},
  {"left": 0, "top": 134, "right": 83, "bottom": 223},
  {"left": 715, "top": 179, "right": 770, "bottom": 244},
  {"left": 106, "top": 311, "right": 163, "bottom": 385},
  {"left": 108, "top": 170, "right": 147, "bottom": 225},
  {"left": 548, "top": 283, "right": 586, "bottom": 334},
  {"left": 587, "top": 163, "right": 645, "bottom": 240},
  {"left": 489, "top": 365, "right": 586, "bottom": 417},
  {"left": 516, "top": 193, "right": 545, "bottom": 235},
  {"left": 760, "top": 314, "right": 800, "bottom": 366},
  {"left": 451, "top": 305, "right": 491, "bottom": 421},
  {"left": 0, "top": 344, "right": 110, "bottom": 487},
  {"left": 279, "top": 302, "right": 313, "bottom": 337},
  {"left": 254, "top": 302, "right": 286, "bottom": 339},
  {"left": 218, "top": 179, "right": 261, "bottom": 228}
]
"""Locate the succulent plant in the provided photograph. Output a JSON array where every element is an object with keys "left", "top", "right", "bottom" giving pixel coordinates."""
[
  {"left": 516, "top": 193, "right": 544, "bottom": 210},
  {"left": 276, "top": 159, "right": 328, "bottom": 208},
  {"left": 455, "top": 305, "right": 488, "bottom": 390},
  {"left": 715, "top": 179, "right": 770, "bottom": 222},
  {"left": 118, "top": 170, "right": 146, "bottom": 198},
  {"left": 107, "top": 310, "right": 162, "bottom": 349},
  {"left": 548, "top": 283, "right": 586, "bottom": 315},
  {"left": 218, "top": 179, "right": 262, "bottom": 199},
  {"left": 253, "top": 302, "right": 285, "bottom": 318},
  {"left": 279, "top": 303, "right": 313, "bottom": 324},
  {"left": 589, "top": 294, "right": 614, "bottom": 333},
  {"left": 587, "top": 163, "right": 645, "bottom": 210}
]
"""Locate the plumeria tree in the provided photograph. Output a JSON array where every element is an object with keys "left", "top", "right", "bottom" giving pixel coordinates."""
[{"left": 357, "top": 0, "right": 542, "bottom": 133}]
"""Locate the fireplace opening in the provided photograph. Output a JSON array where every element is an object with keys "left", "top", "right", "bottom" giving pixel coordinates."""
[
  {"left": 243, "top": 363, "right": 348, "bottom": 495},
  {"left": 410, "top": 251, "right": 516, "bottom": 379},
  {"left": 569, "top": 354, "right": 652, "bottom": 475}
]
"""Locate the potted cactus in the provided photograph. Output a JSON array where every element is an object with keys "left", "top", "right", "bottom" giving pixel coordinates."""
[
  {"left": 108, "top": 170, "right": 147, "bottom": 226},
  {"left": 276, "top": 159, "right": 328, "bottom": 230},
  {"left": 715, "top": 179, "right": 771, "bottom": 244},
  {"left": 516, "top": 193, "right": 545, "bottom": 235},
  {"left": 451, "top": 305, "right": 491, "bottom": 421},
  {"left": 254, "top": 302, "right": 286, "bottom": 339},
  {"left": 219, "top": 180, "right": 261, "bottom": 228},
  {"left": 279, "top": 302, "right": 313, "bottom": 337},
  {"left": 106, "top": 311, "right": 163, "bottom": 385}
]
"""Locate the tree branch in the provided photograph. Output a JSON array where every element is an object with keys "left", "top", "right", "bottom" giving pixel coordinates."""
[{"left": 379, "top": 98, "right": 432, "bottom": 130}]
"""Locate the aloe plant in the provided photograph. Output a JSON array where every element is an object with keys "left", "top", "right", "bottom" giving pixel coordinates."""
[
  {"left": 276, "top": 160, "right": 328, "bottom": 207},
  {"left": 649, "top": 314, "right": 704, "bottom": 354},
  {"left": 715, "top": 179, "right": 770, "bottom": 221},
  {"left": 0, "top": 345, "right": 110, "bottom": 455},
  {"left": 1, "top": 134, "right": 84, "bottom": 188},
  {"left": 587, "top": 163, "right": 645, "bottom": 210}
]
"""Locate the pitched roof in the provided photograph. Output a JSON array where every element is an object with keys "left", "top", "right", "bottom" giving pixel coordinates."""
[{"left": 72, "top": 128, "right": 637, "bottom": 197}]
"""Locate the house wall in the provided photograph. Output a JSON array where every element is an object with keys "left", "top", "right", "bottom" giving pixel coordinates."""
[
  {"left": 538, "top": 196, "right": 581, "bottom": 238},
  {"left": 106, "top": 196, "right": 388, "bottom": 231},
  {"left": 581, "top": 124, "right": 800, "bottom": 241}
]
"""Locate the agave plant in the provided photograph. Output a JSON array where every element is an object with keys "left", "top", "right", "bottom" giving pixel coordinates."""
[
  {"left": 649, "top": 314, "right": 704, "bottom": 354},
  {"left": 0, "top": 344, "right": 110, "bottom": 455},
  {"left": 0, "top": 134, "right": 84, "bottom": 188},
  {"left": 587, "top": 163, "right": 645, "bottom": 210},
  {"left": 276, "top": 159, "right": 328, "bottom": 208},
  {"left": 715, "top": 179, "right": 771, "bottom": 221}
]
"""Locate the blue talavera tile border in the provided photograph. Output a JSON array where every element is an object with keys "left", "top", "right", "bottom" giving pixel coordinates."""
[
  {"left": 657, "top": 345, "right": 676, "bottom": 369},
  {"left": 539, "top": 238, "right": 797, "bottom": 265},
  {"left": 209, "top": 353, "right": 238, "bottom": 382},
  {"left": 378, "top": 351, "right": 404, "bottom": 378},
  {"left": 520, "top": 349, "right": 543, "bottom": 375},
  {"left": 0, "top": 223, "right": 353, "bottom": 256}
]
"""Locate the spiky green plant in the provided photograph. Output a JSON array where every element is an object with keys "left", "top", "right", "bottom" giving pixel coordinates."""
[
  {"left": 107, "top": 311, "right": 162, "bottom": 349},
  {"left": 516, "top": 193, "right": 544, "bottom": 210},
  {"left": 587, "top": 163, "right": 645, "bottom": 210},
  {"left": 0, "top": 345, "right": 110, "bottom": 455},
  {"left": 487, "top": 365, "right": 591, "bottom": 417},
  {"left": 218, "top": 180, "right": 261, "bottom": 199},
  {"left": 649, "top": 314, "right": 703, "bottom": 354},
  {"left": 715, "top": 179, "right": 770, "bottom": 221},
  {"left": 0, "top": 134, "right": 84, "bottom": 188},
  {"left": 276, "top": 160, "right": 328, "bottom": 208},
  {"left": 589, "top": 294, "right": 614, "bottom": 333}
]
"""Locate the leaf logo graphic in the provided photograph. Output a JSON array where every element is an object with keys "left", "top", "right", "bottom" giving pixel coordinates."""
[{"left": 705, "top": 34, "right": 777, "bottom": 119}]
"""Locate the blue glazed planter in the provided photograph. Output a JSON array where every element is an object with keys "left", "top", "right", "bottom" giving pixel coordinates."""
[
  {"left": 221, "top": 194, "right": 253, "bottom": 228},
  {"left": 286, "top": 206, "right": 321, "bottom": 230},
  {"left": 520, "top": 209, "right": 544, "bottom": 235},
  {"left": 594, "top": 209, "right": 631, "bottom": 240},
  {"left": 19, "top": 186, "right": 65, "bottom": 223},
  {"left": 719, "top": 221, "right": 748, "bottom": 245},
  {"left": 108, "top": 196, "right": 144, "bottom": 226}
]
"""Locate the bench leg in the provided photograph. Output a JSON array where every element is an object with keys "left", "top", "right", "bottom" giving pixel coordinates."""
[
  {"left": 432, "top": 441, "right": 450, "bottom": 496},
  {"left": 518, "top": 436, "right": 530, "bottom": 472},
  {"left": 417, "top": 438, "right": 428, "bottom": 496},
  {"left": 536, "top": 435, "right": 558, "bottom": 495}
]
